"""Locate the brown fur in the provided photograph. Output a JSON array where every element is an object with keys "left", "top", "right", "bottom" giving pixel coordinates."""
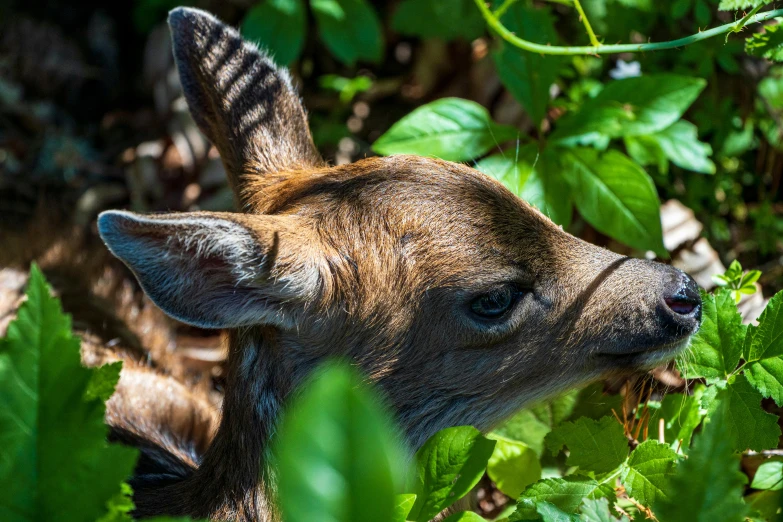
[{"left": 6, "top": 8, "right": 702, "bottom": 522}]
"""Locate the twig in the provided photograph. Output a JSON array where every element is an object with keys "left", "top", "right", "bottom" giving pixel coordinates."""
[
  {"left": 573, "top": 0, "right": 600, "bottom": 48},
  {"left": 473, "top": 0, "right": 783, "bottom": 56}
]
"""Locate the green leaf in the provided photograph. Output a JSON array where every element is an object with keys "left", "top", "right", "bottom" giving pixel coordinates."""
[
  {"left": 646, "top": 390, "right": 705, "bottom": 452},
  {"left": 623, "top": 135, "right": 669, "bottom": 174},
  {"left": 97, "top": 483, "right": 134, "bottom": 522},
  {"left": 546, "top": 416, "right": 628, "bottom": 474},
  {"left": 241, "top": 0, "right": 306, "bottom": 66},
  {"left": 745, "top": 489, "right": 783, "bottom": 520},
  {"left": 0, "top": 265, "right": 139, "bottom": 522},
  {"left": 392, "top": 494, "right": 417, "bottom": 522},
  {"left": 654, "top": 399, "right": 748, "bottom": 522},
  {"left": 519, "top": 148, "right": 574, "bottom": 228},
  {"left": 274, "top": 361, "right": 407, "bottom": 522},
  {"left": 579, "top": 498, "right": 630, "bottom": 522},
  {"left": 475, "top": 150, "right": 534, "bottom": 196},
  {"left": 491, "top": 3, "right": 562, "bottom": 125},
  {"left": 561, "top": 148, "right": 665, "bottom": 256},
  {"left": 746, "top": 290, "right": 783, "bottom": 362},
  {"left": 85, "top": 360, "right": 124, "bottom": 402},
  {"left": 680, "top": 289, "right": 746, "bottom": 380},
  {"left": 746, "top": 356, "right": 783, "bottom": 406},
  {"left": 552, "top": 75, "right": 706, "bottom": 142},
  {"left": 492, "top": 390, "right": 578, "bottom": 456},
  {"left": 373, "top": 98, "right": 517, "bottom": 161},
  {"left": 486, "top": 435, "right": 542, "bottom": 498},
  {"left": 442, "top": 512, "right": 488, "bottom": 522},
  {"left": 476, "top": 146, "right": 572, "bottom": 227},
  {"left": 392, "top": 0, "right": 484, "bottom": 41},
  {"left": 649, "top": 121, "right": 715, "bottom": 174},
  {"left": 719, "top": 0, "right": 773, "bottom": 10},
  {"left": 619, "top": 441, "right": 678, "bottom": 506},
  {"left": 310, "top": 0, "right": 383, "bottom": 65},
  {"left": 408, "top": 426, "right": 496, "bottom": 522},
  {"left": 702, "top": 375, "right": 781, "bottom": 452},
  {"left": 746, "top": 23, "right": 783, "bottom": 62},
  {"left": 751, "top": 459, "right": 783, "bottom": 490},
  {"left": 536, "top": 502, "right": 580, "bottom": 522},
  {"left": 510, "top": 477, "right": 615, "bottom": 520},
  {"left": 493, "top": 384, "right": 617, "bottom": 457}
]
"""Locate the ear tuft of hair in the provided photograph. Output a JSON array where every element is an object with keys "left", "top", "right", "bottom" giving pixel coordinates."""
[{"left": 168, "top": 7, "right": 322, "bottom": 207}]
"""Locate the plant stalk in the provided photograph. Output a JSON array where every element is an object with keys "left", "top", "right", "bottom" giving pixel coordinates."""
[
  {"left": 572, "top": 0, "right": 601, "bottom": 47},
  {"left": 473, "top": 0, "right": 783, "bottom": 56}
]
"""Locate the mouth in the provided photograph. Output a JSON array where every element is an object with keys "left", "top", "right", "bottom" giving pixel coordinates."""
[{"left": 596, "top": 337, "right": 692, "bottom": 369}]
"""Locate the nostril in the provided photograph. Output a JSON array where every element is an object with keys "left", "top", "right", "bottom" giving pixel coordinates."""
[
  {"left": 665, "top": 296, "right": 698, "bottom": 315},
  {"left": 664, "top": 273, "right": 702, "bottom": 317}
]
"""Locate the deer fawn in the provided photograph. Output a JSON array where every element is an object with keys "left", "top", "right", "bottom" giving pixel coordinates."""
[{"left": 92, "top": 7, "right": 704, "bottom": 521}]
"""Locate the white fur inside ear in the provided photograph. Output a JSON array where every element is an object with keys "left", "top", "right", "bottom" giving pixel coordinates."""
[{"left": 98, "top": 211, "right": 314, "bottom": 329}]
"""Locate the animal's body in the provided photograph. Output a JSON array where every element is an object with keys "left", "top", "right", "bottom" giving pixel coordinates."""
[{"left": 5, "top": 8, "right": 703, "bottom": 521}]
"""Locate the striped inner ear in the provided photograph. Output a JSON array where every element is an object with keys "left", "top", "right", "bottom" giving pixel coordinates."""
[{"left": 168, "top": 7, "right": 322, "bottom": 208}]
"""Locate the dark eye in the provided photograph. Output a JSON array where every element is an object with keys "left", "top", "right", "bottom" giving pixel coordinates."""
[{"left": 470, "top": 286, "right": 521, "bottom": 318}]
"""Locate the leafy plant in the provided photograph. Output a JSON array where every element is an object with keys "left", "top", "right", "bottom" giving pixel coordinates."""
[
  {"left": 0, "top": 266, "right": 203, "bottom": 522},
  {"left": 712, "top": 259, "right": 762, "bottom": 303},
  {"left": 242, "top": 0, "right": 383, "bottom": 66}
]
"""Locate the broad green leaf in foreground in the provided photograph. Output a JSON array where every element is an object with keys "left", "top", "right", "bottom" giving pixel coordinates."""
[
  {"left": 618, "top": 441, "right": 678, "bottom": 506},
  {"left": 392, "top": 0, "right": 484, "bottom": 41},
  {"left": 241, "top": 0, "right": 306, "bottom": 65},
  {"left": 701, "top": 375, "right": 780, "bottom": 452},
  {"left": 372, "top": 98, "right": 518, "bottom": 161},
  {"left": 654, "top": 399, "right": 748, "bottom": 522},
  {"left": 546, "top": 416, "right": 628, "bottom": 474},
  {"left": 562, "top": 148, "right": 665, "bottom": 256},
  {"left": 407, "top": 426, "right": 496, "bottom": 522},
  {"left": 493, "top": 383, "right": 619, "bottom": 457},
  {"left": 551, "top": 75, "right": 706, "bottom": 142},
  {"left": 745, "top": 23, "right": 783, "bottom": 63},
  {"left": 310, "top": 0, "right": 383, "bottom": 66},
  {"left": 745, "top": 290, "right": 783, "bottom": 362},
  {"left": 392, "top": 494, "right": 417, "bottom": 522},
  {"left": 744, "top": 291, "right": 783, "bottom": 405},
  {"left": 0, "top": 265, "right": 138, "bottom": 522},
  {"left": 491, "top": 2, "right": 562, "bottom": 126},
  {"left": 491, "top": 388, "right": 578, "bottom": 456},
  {"left": 679, "top": 289, "right": 746, "bottom": 380},
  {"left": 486, "top": 435, "right": 542, "bottom": 498},
  {"left": 509, "top": 477, "right": 615, "bottom": 520},
  {"left": 274, "top": 361, "right": 407, "bottom": 522}
]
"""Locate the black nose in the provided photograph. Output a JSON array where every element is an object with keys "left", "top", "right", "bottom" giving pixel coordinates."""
[{"left": 663, "top": 272, "right": 702, "bottom": 322}]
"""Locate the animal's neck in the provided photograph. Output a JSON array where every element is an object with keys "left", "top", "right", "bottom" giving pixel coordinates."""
[{"left": 186, "top": 327, "right": 288, "bottom": 521}]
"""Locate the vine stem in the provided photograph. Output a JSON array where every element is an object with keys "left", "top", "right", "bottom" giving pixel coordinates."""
[
  {"left": 572, "top": 0, "right": 601, "bottom": 48},
  {"left": 473, "top": 0, "right": 783, "bottom": 56}
]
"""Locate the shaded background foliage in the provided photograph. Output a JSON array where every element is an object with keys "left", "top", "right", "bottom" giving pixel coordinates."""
[{"left": 0, "top": 0, "right": 780, "bottom": 295}]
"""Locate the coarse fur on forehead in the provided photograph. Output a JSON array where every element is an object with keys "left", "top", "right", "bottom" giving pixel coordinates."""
[{"left": 240, "top": 155, "right": 569, "bottom": 289}]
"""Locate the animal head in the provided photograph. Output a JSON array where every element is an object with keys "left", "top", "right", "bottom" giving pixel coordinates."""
[{"left": 98, "top": 8, "right": 701, "bottom": 448}]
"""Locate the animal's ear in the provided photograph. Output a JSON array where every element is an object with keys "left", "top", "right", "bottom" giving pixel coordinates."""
[
  {"left": 167, "top": 7, "right": 322, "bottom": 206},
  {"left": 97, "top": 210, "right": 322, "bottom": 329}
]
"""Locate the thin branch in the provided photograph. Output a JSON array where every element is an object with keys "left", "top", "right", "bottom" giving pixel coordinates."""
[
  {"left": 493, "top": 0, "right": 519, "bottom": 19},
  {"left": 573, "top": 0, "right": 601, "bottom": 48},
  {"left": 473, "top": 0, "right": 783, "bottom": 56}
]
